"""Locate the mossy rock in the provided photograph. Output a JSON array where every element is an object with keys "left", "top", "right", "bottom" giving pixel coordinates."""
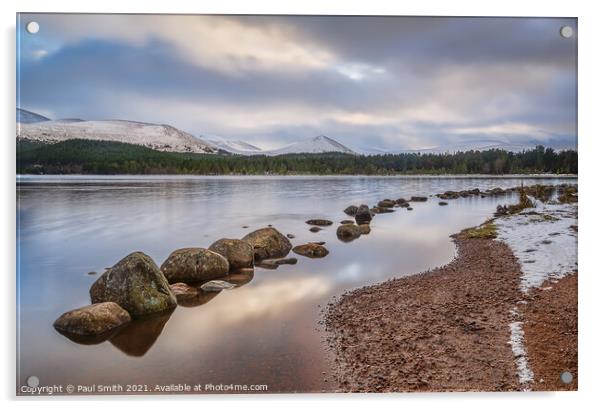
[{"left": 90, "top": 252, "right": 176, "bottom": 317}]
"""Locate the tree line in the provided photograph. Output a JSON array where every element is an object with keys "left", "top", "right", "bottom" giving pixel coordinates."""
[{"left": 17, "top": 139, "right": 578, "bottom": 175}]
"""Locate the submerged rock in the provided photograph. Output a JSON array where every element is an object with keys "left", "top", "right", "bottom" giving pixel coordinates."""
[
  {"left": 170, "top": 282, "right": 200, "bottom": 302},
  {"left": 242, "top": 227, "right": 292, "bottom": 260},
  {"left": 256, "top": 258, "right": 298, "bottom": 269},
  {"left": 372, "top": 206, "right": 394, "bottom": 214},
  {"left": 377, "top": 199, "right": 396, "bottom": 208},
  {"left": 309, "top": 226, "right": 322, "bottom": 233},
  {"left": 306, "top": 219, "right": 333, "bottom": 226},
  {"left": 439, "top": 201, "right": 449, "bottom": 206},
  {"left": 293, "top": 243, "right": 329, "bottom": 258},
  {"left": 53, "top": 302, "right": 131, "bottom": 344},
  {"left": 337, "top": 224, "right": 362, "bottom": 242},
  {"left": 209, "top": 238, "right": 254, "bottom": 269},
  {"left": 340, "top": 220, "right": 355, "bottom": 225},
  {"left": 90, "top": 252, "right": 176, "bottom": 317},
  {"left": 410, "top": 196, "right": 428, "bottom": 202},
  {"left": 395, "top": 198, "right": 408, "bottom": 205},
  {"left": 344, "top": 205, "right": 359, "bottom": 216},
  {"left": 359, "top": 224, "right": 371, "bottom": 235},
  {"left": 224, "top": 268, "right": 255, "bottom": 287},
  {"left": 286, "top": 233, "right": 296, "bottom": 239},
  {"left": 200, "top": 280, "right": 236, "bottom": 292},
  {"left": 161, "top": 248, "right": 229, "bottom": 283},
  {"left": 355, "top": 205, "right": 372, "bottom": 225}
]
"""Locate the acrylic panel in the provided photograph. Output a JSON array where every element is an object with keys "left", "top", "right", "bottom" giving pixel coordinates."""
[{"left": 16, "top": 14, "right": 577, "bottom": 395}]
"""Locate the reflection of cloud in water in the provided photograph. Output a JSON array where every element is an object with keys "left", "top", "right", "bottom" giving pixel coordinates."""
[{"left": 335, "top": 262, "right": 362, "bottom": 283}]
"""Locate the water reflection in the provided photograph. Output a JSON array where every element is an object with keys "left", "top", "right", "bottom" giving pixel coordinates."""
[
  {"left": 109, "top": 310, "right": 173, "bottom": 357},
  {"left": 17, "top": 175, "right": 576, "bottom": 391}
]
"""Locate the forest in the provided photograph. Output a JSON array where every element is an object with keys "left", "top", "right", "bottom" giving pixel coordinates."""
[{"left": 17, "top": 139, "right": 578, "bottom": 175}]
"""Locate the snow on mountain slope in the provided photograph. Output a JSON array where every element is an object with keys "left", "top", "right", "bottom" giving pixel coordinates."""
[
  {"left": 205, "top": 138, "right": 263, "bottom": 154},
  {"left": 18, "top": 119, "right": 217, "bottom": 154},
  {"left": 17, "top": 108, "right": 50, "bottom": 124},
  {"left": 266, "top": 135, "right": 355, "bottom": 155}
]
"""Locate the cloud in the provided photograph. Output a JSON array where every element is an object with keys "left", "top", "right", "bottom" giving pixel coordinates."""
[{"left": 17, "top": 14, "right": 577, "bottom": 151}]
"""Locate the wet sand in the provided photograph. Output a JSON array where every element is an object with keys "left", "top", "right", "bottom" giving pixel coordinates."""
[{"left": 324, "top": 231, "right": 525, "bottom": 392}]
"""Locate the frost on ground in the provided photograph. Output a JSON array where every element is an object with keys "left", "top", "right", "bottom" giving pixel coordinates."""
[
  {"left": 508, "top": 308, "right": 534, "bottom": 388},
  {"left": 495, "top": 201, "right": 577, "bottom": 293},
  {"left": 496, "top": 198, "right": 577, "bottom": 389}
]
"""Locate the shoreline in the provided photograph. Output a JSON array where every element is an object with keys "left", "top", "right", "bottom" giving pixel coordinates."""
[{"left": 323, "top": 202, "right": 578, "bottom": 392}]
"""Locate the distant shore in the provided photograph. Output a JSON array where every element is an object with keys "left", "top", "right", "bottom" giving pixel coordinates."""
[{"left": 324, "top": 199, "right": 578, "bottom": 392}]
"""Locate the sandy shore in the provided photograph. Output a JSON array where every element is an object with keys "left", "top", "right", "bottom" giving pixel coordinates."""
[{"left": 324, "top": 205, "right": 578, "bottom": 392}]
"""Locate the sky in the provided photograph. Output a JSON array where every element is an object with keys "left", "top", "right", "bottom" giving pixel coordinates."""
[{"left": 17, "top": 14, "right": 577, "bottom": 152}]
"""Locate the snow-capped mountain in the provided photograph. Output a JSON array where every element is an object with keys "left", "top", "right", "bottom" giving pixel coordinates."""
[
  {"left": 205, "top": 138, "right": 263, "bottom": 155},
  {"left": 17, "top": 108, "right": 50, "bottom": 124},
  {"left": 265, "top": 135, "right": 356, "bottom": 155},
  {"left": 18, "top": 118, "right": 217, "bottom": 154}
]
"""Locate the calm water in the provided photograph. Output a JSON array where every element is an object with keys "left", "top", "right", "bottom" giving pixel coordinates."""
[{"left": 16, "top": 175, "right": 576, "bottom": 394}]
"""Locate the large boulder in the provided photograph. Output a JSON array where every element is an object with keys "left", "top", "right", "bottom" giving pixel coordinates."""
[
  {"left": 90, "top": 252, "right": 176, "bottom": 317},
  {"left": 53, "top": 302, "right": 131, "bottom": 343},
  {"left": 293, "top": 243, "right": 329, "bottom": 258},
  {"left": 306, "top": 219, "right": 333, "bottom": 226},
  {"left": 337, "top": 224, "right": 362, "bottom": 242},
  {"left": 209, "top": 238, "right": 254, "bottom": 269},
  {"left": 160, "top": 248, "right": 229, "bottom": 283},
  {"left": 354, "top": 204, "right": 372, "bottom": 225},
  {"left": 242, "top": 227, "right": 292, "bottom": 260},
  {"left": 344, "top": 205, "right": 359, "bottom": 216}
]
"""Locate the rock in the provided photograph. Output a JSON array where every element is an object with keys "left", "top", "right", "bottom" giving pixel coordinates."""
[
  {"left": 160, "top": 248, "right": 229, "bottom": 283},
  {"left": 109, "top": 310, "right": 173, "bottom": 356},
  {"left": 438, "top": 201, "right": 448, "bottom": 206},
  {"left": 354, "top": 204, "right": 372, "bottom": 225},
  {"left": 395, "top": 198, "right": 408, "bottom": 205},
  {"left": 87, "top": 271, "right": 97, "bottom": 275},
  {"left": 286, "top": 233, "right": 296, "bottom": 239},
  {"left": 170, "top": 282, "right": 200, "bottom": 302},
  {"left": 359, "top": 224, "right": 371, "bottom": 235},
  {"left": 398, "top": 202, "right": 410, "bottom": 208},
  {"left": 495, "top": 205, "right": 509, "bottom": 216},
  {"left": 340, "top": 220, "right": 354, "bottom": 225},
  {"left": 410, "top": 196, "right": 428, "bottom": 202},
  {"left": 344, "top": 205, "right": 359, "bottom": 216},
  {"left": 372, "top": 206, "right": 394, "bottom": 214},
  {"left": 312, "top": 241, "right": 326, "bottom": 245},
  {"left": 377, "top": 199, "right": 395, "bottom": 208},
  {"left": 306, "top": 219, "right": 333, "bottom": 226},
  {"left": 337, "top": 224, "right": 362, "bottom": 242},
  {"left": 200, "top": 280, "right": 236, "bottom": 292},
  {"left": 309, "top": 226, "right": 322, "bottom": 233},
  {"left": 90, "top": 252, "right": 177, "bottom": 317},
  {"left": 242, "top": 227, "right": 292, "bottom": 260},
  {"left": 257, "top": 257, "right": 298, "bottom": 268},
  {"left": 293, "top": 243, "right": 329, "bottom": 258},
  {"left": 407, "top": 207, "right": 413, "bottom": 211},
  {"left": 53, "top": 302, "right": 131, "bottom": 343},
  {"left": 209, "top": 238, "right": 254, "bottom": 269}
]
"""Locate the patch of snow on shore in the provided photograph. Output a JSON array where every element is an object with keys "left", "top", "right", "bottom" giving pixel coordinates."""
[
  {"left": 495, "top": 201, "right": 577, "bottom": 293},
  {"left": 508, "top": 312, "right": 534, "bottom": 388}
]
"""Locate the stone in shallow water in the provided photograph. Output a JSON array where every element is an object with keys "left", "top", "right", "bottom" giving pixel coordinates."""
[
  {"left": 306, "top": 219, "right": 333, "bottom": 226},
  {"left": 337, "top": 224, "right": 362, "bottom": 242},
  {"left": 354, "top": 205, "right": 372, "bottom": 225},
  {"left": 161, "top": 248, "right": 229, "bottom": 283},
  {"left": 293, "top": 243, "right": 329, "bottom": 258},
  {"left": 309, "top": 226, "right": 322, "bottom": 233},
  {"left": 209, "top": 238, "right": 254, "bottom": 269},
  {"left": 242, "top": 227, "right": 292, "bottom": 260},
  {"left": 200, "top": 280, "right": 236, "bottom": 292},
  {"left": 344, "top": 205, "right": 359, "bottom": 216},
  {"left": 90, "top": 252, "right": 176, "bottom": 317},
  {"left": 53, "top": 302, "right": 131, "bottom": 344}
]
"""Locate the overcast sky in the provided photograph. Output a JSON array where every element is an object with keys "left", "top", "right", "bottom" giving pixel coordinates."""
[{"left": 17, "top": 14, "right": 577, "bottom": 152}]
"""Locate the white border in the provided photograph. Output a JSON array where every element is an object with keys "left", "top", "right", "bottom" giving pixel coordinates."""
[{"left": 2, "top": 1, "right": 601, "bottom": 407}]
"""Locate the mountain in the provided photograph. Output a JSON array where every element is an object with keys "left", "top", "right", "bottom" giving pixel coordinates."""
[
  {"left": 17, "top": 108, "right": 50, "bottom": 124},
  {"left": 18, "top": 118, "right": 217, "bottom": 154},
  {"left": 205, "top": 138, "right": 263, "bottom": 155},
  {"left": 265, "top": 135, "right": 355, "bottom": 155}
]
